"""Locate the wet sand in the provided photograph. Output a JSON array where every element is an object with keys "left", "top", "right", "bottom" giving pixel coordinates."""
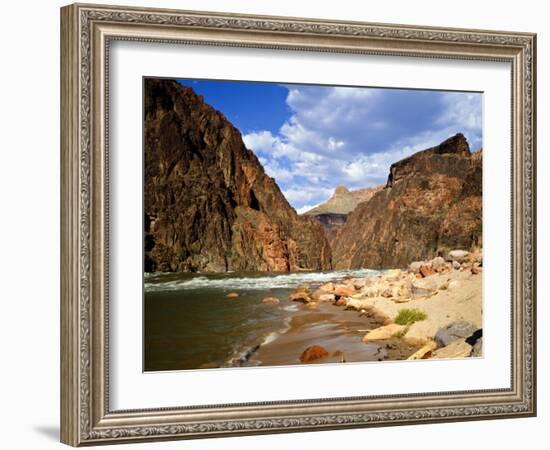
[{"left": 248, "top": 301, "right": 421, "bottom": 366}]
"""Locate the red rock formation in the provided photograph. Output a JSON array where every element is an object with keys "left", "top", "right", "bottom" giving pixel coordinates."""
[
  {"left": 300, "top": 345, "right": 329, "bottom": 363},
  {"left": 333, "top": 134, "right": 482, "bottom": 269},
  {"left": 144, "top": 79, "right": 331, "bottom": 273}
]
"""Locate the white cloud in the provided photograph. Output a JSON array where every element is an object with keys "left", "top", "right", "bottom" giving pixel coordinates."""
[
  {"left": 242, "top": 85, "right": 482, "bottom": 210},
  {"left": 437, "top": 92, "right": 483, "bottom": 149}
]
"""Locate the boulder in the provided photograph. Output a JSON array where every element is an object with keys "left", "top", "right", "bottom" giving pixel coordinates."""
[
  {"left": 334, "top": 286, "right": 356, "bottom": 297},
  {"left": 362, "top": 284, "right": 382, "bottom": 297},
  {"left": 431, "top": 256, "right": 447, "bottom": 271},
  {"left": 420, "top": 265, "right": 435, "bottom": 277},
  {"left": 435, "top": 320, "right": 478, "bottom": 347},
  {"left": 431, "top": 340, "right": 473, "bottom": 359},
  {"left": 407, "top": 340, "right": 437, "bottom": 360},
  {"left": 261, "top": 297, "right": 279, "bottom": 303},
  {"left": 448, "top": 250, "right": 470, "bottom": 263},
  {"left": 471, "top": 337, "right": 483, "bottom": 357},
  {"left": 452, "top": 260, "right": 461, "bottom": 270},
  {"left": 318, "top": 293, "right": 336, "bottom": 302},
  {"left": 384, "top": 269, "right": 402, "bottom": 281},
  {"left": 335, "top": 297, "right": 348, "bottom": 307},
  {"left": 289, "top": 291, "right": 312, "bottom": 303},
  {"left": 352, "top": 278, "right": 368, "bottom": 290},
  {"left": 300, "top": 345, "right": 329, "bottom": 363},
  {"left": 306, "top": 302, "right": 319, "bottom": 310},
  {"left": 471, "top": 264, "right": 482, "bottom": 275},
  {"left": 362, "top": 324, "right": 406, "bottom": 342},
  {"left": 409, "top": 261, "right": 424, "bottom": 273},
  {"left": 471, "top": 252, "right": 483, "bottom": 265},
  {"left": 226, "top": 292, "right": 239, "bottom": 298},
  {"left": 319, "top": 282, "right": 335, "bottom": 292},
  {"left": 311, "top": 289, "right": 326, "bottom": 301}
]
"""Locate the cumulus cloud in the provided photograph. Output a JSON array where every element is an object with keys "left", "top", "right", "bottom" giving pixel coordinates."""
[{"left": 243, "top": 85, "right": 482, "bottom": 211}]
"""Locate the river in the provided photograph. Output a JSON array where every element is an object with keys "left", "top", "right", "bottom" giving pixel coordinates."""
[{"left": 144, "top": 268, "right": 379, "bottom": 371}]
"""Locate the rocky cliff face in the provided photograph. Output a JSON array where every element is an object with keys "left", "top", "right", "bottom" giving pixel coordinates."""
[
  {"left": 332, "top": 134, "right": 482, "bottom": 269},
  {"left": 144, "top": 79, "right": 331, "bottom": 273},
  {"left": 303, "top": 184, "right": 383, "bottom": 244},
  {"left": 308, "top": 213, "right": 347, "bottom": 245}
]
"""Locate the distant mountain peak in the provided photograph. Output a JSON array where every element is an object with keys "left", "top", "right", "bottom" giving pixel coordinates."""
[
  {"left": 333, "top": 185, "right": 350, "bottom": 196},
  {"left": 303, "top": 184, "right": 384, "bottom": 216}
]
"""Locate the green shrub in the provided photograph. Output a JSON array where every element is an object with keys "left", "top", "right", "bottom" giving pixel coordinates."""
[{"left": 394, "top": 308, "right": 427, "bottom": 326}]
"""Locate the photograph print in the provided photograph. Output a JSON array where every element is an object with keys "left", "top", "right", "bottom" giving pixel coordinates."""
[{"left": 143, "top": 77, "right": 483, "bottom": 372}]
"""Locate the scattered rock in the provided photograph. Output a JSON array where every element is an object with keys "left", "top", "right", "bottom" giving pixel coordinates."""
[
  {"left": 352, "top": 278, "right": 367, "bottom": 290},
  {"left": 362, "top": 324, "right": 406, "bottom": 342},
  {"left": 420, "top": 265, "right": 435, "bottom": 277},
  {"left": 226, "top": 292, "right": 239, "bottom": 298},
  {"left": 471, "top": 252, "right": 483, "bottom": 265},
  {"left": 452, "top": 260, "right": 461, "bottom": 270},
  {"left": 261, "top": 297, "right": 279, "bottom": 303},
  {"left": 335, "top": 297, "right": 348, "bottom": 307},
  {"left": 289, "top": 291, "right": 312, "bottom": 303},
  {"left": 407, "top": 340, "right": 437, "bottom": 360},
  {"left": 300, "top": 345, "right": 329, "bottom": 363},
  {"left": 319, "top": 282, "right": 335, "bottom": 292},
  {"left": 409, "top": 261, "right": 424, "bottom": 273},
  {"left": 385, "top": 269, "right": 402, "bottom": 281},
  {"left": 448, "top": 250, "right": 470, "bottom": 263},
  {"left": 471, "top": 337, "right": 483, "bottom": 357},
  {"left": 435, "top": 320, "right": 478, "bottom": 347},
  {"left": 311, "top": 289, "right": 327, "bottom": 301},
  {"left": 471, "top": 264, "right": 482, "bottom": 275},
  {"left": 334, "top": 286, "right": 356, "bottom": 297},
  {"left": 318, "top": 293, "right": 336, "bottom": 302},
  {"left": 465, "top": 329, "right": 483, "bottom": 345},
  {"left": 362, "top": 285, "right": 382, "bottom": 297},
  {"left": 431, "top": 256, "right": 446, "bottom": 271},
  {"left": 431, "top": 340, "right": 473, "bottom": 359},
  {"left": 307, "top": 302, "right": 319, "bottom": 310}
]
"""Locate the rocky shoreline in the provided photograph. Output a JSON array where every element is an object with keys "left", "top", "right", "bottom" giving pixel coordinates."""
[{"left": 244, "top": 248, "right": 482, "bottom": 366}]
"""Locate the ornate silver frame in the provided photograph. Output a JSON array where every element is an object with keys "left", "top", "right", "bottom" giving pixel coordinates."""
[{"left": 60, "top": 3, "right": 536, "bottom": 446}]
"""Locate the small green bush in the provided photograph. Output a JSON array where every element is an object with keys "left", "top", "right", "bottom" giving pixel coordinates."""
[{"left": 394, "top": 308, "right": 427, "bottom": 326}]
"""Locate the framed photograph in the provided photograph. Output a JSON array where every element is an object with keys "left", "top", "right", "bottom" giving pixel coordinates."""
[{"left": 60, "top": 3, "right": 536, "bottom": 446}]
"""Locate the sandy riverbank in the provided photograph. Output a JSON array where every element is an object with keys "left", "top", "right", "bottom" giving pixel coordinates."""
[
  {"left": 249, "top": 301, "right": 422, "bottom": 366},
  {"left": 247, "top": 249, "right": 483, "bottom": 366}
]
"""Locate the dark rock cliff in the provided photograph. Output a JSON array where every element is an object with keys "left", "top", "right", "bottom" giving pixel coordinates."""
[
  {"left": 308, "top": 213, "right": 348, "bottom": 245},
  {"left": 303, "top": 184, "right": 383, "bottom": 245},
  {"left": 144, "top": 79, "right": 332, "bottom": 273},
  {"left": 332, "top": 134, "right": 482, "bottom": 269}
]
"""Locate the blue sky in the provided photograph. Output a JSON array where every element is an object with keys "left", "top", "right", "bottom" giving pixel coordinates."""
[{"left": 177, "top": 79, "right": 483, "bottom": 213}]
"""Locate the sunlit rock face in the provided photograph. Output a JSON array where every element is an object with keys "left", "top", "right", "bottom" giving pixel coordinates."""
[
  {"left": 144, "top": 79, "right": 331, "bottom": 273},
  {"left": 333, "top": 134, "right": 482, "bottom": 270}
]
